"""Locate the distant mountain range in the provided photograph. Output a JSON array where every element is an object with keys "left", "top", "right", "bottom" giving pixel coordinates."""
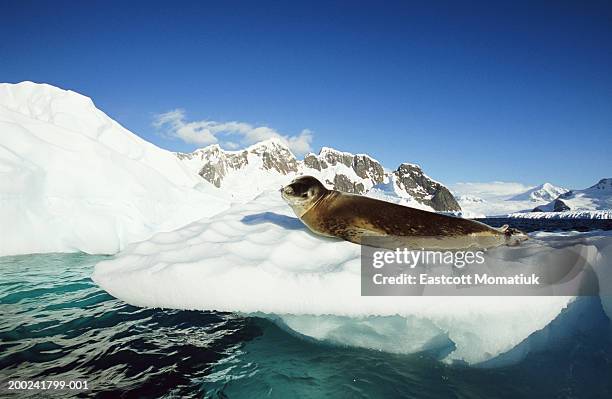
[
  {"left": 176, "top": 140, "right": 461, "bottom": 212},
  {"left": 532, "top": 179, "right": 612, "bottom": 213},
  {"left": 456, "top": 180, "right": 612, "bottom": 219},
  {"left": 509, "top": 183, "right": 568, "bottom": 203}
]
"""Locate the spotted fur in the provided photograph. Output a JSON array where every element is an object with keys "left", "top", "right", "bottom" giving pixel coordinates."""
[{"left": 281, "top": 176, "right": 528, "bottom": 250}]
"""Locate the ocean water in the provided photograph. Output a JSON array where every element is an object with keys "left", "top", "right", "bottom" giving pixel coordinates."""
[{"left": 1, "top": 253, "right": 611, "bottom": 398}]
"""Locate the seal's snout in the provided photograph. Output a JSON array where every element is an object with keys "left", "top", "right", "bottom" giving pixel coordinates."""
[{"left": 282, "top": 186, "right": 294, "bottom": 195}]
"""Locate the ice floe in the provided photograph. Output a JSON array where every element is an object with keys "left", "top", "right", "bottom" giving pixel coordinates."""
[{"left": 93, "top": 191, "right": 612, "bottom": 364}]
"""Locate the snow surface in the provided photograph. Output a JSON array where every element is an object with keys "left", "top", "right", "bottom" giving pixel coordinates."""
[
  {"left": 90, "top": 190, "right": 612, "bottom": 365},
  {"left": 0, "top": 82, "right": 230, "bottom": 256}
]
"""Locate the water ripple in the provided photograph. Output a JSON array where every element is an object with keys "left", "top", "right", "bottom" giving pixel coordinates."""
[
  {"left": 0, "top": 253, "right": 261, "bottom": 397},
  {"left": 1, "top": 253, "right": 611, "bottom": 398}
]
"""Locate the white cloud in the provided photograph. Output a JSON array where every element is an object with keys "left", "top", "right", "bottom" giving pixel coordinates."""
[
  {"left": 452, "top": 181, "right": 533, "bottom": 199},
  {"left": 153, "top": 109, "right": 313, "bottom": 155},
  {"left": 285, "top": 129, "right": 313, "bottom": 155}
]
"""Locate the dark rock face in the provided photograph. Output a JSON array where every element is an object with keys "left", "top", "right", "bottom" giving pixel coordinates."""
[
  {"left": 333, "top": 174, "right": 365, "bottom": 194},
  {"left": 199, "top": 163, "right": 224, "bottom": 188},
  {"left": 320, "top": 148, "right": 353, "bottom": 168},
  {"left": 303, "top": 154, "right": 321, "bottom": 171},
  {"left": 352, "top": 154, "right": 385, "bottom": 184},
  {"left": 553, "top": 199, "right": 570, "bottom": 212},
  {"left": 431, "top": 187, "right": 462, "bottom": 212},
  {"left": 197, "top": 149, "right": 248, "bottom": 188},
  {"left": 533, "top": 199, "right": 571, "bottom": 212},
  {"left": 393, "top": 164, "right": 461, "bottom": 212},
  {"left": 394, "top": 164, "right": 429, "bottom": 195},
  {"left": 251, "top": 142, "right": 298, "bottom": 174},
  {"left": 304, "top": 149, "right": 386, "bottom": 190}
]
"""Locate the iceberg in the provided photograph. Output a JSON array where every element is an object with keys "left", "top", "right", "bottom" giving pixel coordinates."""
[
  {"left": 0, "top": 82, "right": 229, "bottom": 256},
  {"left": 93, "top": 191, "right": 612, "bottom": 364}
]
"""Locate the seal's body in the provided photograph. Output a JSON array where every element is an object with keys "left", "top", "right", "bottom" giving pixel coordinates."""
[{"left": 281, "top": 176, "right": 527, "bottom": 250}]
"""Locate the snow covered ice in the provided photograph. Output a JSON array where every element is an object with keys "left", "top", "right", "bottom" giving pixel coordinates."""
[
  {"left": 0, "top": 82, "right": 229, "bottom": 255},
  {"left": 93, "top": 190, "right": 612, "bottom": 365}
]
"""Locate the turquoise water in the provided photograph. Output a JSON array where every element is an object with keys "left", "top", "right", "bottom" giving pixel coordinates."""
[{"left": 1, "top": 253, "right": 611, "bottom": 398}]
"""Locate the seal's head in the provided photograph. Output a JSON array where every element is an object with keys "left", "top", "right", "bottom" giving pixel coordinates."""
[{"left": 281, "top": 176, "right": 327, "bottom": 217}]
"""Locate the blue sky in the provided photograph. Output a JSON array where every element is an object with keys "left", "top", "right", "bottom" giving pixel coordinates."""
[{"left": 2, "top": 0, "right": 611, "bottom": 189}]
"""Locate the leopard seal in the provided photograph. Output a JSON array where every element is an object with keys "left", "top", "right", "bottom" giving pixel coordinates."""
[{"left": 280, "top": 176, "right": 527, "bottom": 250}]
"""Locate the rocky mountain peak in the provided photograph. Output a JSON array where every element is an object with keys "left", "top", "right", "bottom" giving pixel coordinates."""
[
  {"left": 176, "top": 139, "right": 299, "bottom": 188},
  {"left": 246, "top": 139, "right": 299, "bottom": 175},
  {"left": 532, "top": 178, "right": 612, "bottom": 213},
  {"left": 509, "top": 182, "right": 568, "bottom": 203},
  {"left": 391, "top": 163, "right": 461, "bottom": 212},
  {"left": 175, "top": 141, "right": 461, "bottom": 211},
  {"left": 304, "top": 148, "right": 386, "bottom": 186},
  {"left": 352, "top": 154, "right": 385, "bottom": 183},
  {"left": 318, "top": 147, "right": 355, "bottom": 168}
]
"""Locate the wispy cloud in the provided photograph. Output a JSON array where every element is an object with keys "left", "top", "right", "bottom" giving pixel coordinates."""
[{"left": 153, "top": 109, "right": 313, "bottom": 155}]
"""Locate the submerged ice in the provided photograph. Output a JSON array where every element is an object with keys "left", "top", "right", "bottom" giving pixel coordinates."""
[{"left": 93, "top": 191, "right": 612, "bottom": 364}]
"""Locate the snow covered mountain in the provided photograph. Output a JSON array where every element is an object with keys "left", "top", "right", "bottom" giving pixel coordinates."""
[
  {"left": 0, "top": 81, "right": 229, "bottom": 256},
  {"left": 453, "top": 181, "right": 570, "bottom": 217},
  {"left": 302, "top": 146, "right": 385, "bottom": 194},
  {"left": 175, "top": 139, "right": 300, "bottom": 200},
  {"left": 509, "top": 183, "right": 568, "bottom": 202},
  {"left": 531, "top": 178, "right": 612, "bottom": 213},
  {"left": 176, "top": 142, "right": 461, "bottom": 212}
]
